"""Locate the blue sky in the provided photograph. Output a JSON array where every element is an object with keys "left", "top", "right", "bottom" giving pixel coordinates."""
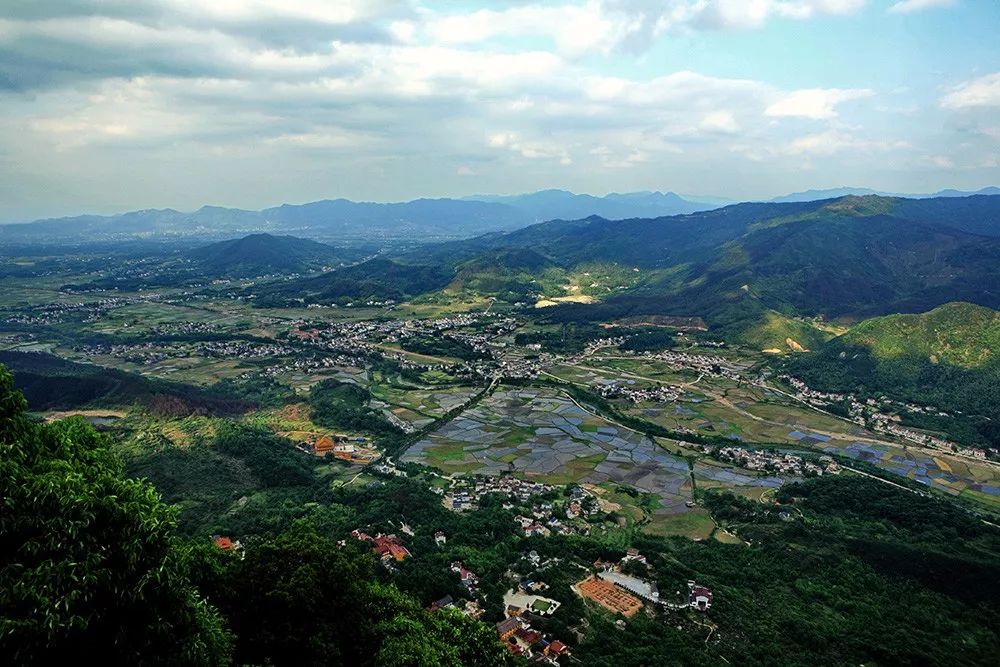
[{"left": 0, "top": 0, "right": 997, "bottom": 220}]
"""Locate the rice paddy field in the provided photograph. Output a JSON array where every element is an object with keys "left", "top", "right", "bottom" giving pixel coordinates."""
[
  {"left": 821, "top": 440, "right": 1000, "bottom": 507},
  {"left": 370, "top": 384, "right": 478, "bottom": 429},
  {"left": 401, "top": 386, "right": 799, "bottom": 519}
]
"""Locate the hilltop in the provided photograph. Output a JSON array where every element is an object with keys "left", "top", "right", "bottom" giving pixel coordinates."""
[
  {"left": 187, "top": 233, "right": 344, "bottom": 277},
  {"left": 837, "top": 302, "right": 1000, "bottom": 368},
  {"left": 785, "top": 303, "right": 1000, "bottom": 446}
]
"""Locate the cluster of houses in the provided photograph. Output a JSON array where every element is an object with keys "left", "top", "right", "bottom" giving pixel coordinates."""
[
  {"left": 238, "top": 352, "right": 370, "bottom": 381},
  {"left": 595, "top": 379, "right": 680, "bottom": 404},
  {"left": 713, "top": 447, "right": 839, "bottom": 476},
  {"left": 450, "top": 560, "right": 480, "bottom": 596},
  {"left": 74, "top": 339, "right": 296, "bottom": 364},
  {"left": 495, "top": 616, "right": 570, "bottom": 661},
  {"left": 350, "top": 530, "right": 411, "bottom": 565},
  {"left": 195, "top": 340, "right": 296, "bottom": 359},
  {"left": 518, "top": 485, "right": 602, "bottom": 535},
  {"left": 291, "top": 313, "right": 514, "bottom": 358},
  {"left": 4, "top": 290, "right": 162, "bottom": 325},
  {"left": 783, "top": 375, "right": 973, "bottom": 455},
  {"left": 75, "top": 341, "right": 183, "bottom": 365},
  {"left": 441, "top": 475, "right": 555, "bottom": 512},
  {"left": 652, "top": 350, "right": 746, "bottom": 379},
  {"left": 149, "top": 321, "right": 219, "bottom": 336}
]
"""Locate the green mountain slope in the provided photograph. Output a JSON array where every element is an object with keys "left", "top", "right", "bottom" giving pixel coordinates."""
[
  {"left": 264, "top": 195, "right": 1000, "bottom": 336},
  {"left": 259, "top": 258, "right": 454, "bottom": 305},
  {"left": 187, "top": 233, "right": 343, "bottom": 276},
  {"left": 471, "top": 195, "right": 1000, "bottom": 328},
  {"left": 784, "top": 303, "right": 1000, "bottom": 446},
  {"left": 838, "top": 302, "right": 999, "bottom": 367}
]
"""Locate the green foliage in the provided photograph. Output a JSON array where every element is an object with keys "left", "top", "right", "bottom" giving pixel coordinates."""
[
  {"left": 401, "top": 333, "right": 488, "bottom": 361},
  {"left": 203, "top": 520, "right": 513, "bottom": 667},
  {"left": 839, "top": 302, "right": 1000, "bottom": 367},
  {"left": 0, "top": 366, "right": 231, "bottom": 664},
  {"left": 682, "top": 476, "right": 1000, "bottom": 666},
  {"left": 785, "top": 303, "right": 1000, "bottom": 446},
  {"left": 309, "top": 378, "right": 404, "bottom": 440},
  {"left": 186, "top": 233, "right": 343, "bottom": 277},
  {"left": 213, "top": 374, "right": 294, "bottom": 408},
  {"left": 0, "top": 350, "right": 254, "bottom": 416},
  {"left": 212, "top": 422, "right": 316, "bottom": 487},
  {"left": 263, "top": 258, "right": 453, "bottom": 304}
]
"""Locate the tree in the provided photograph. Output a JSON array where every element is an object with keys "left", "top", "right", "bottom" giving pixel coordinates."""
[
  {"left": 0, "top": 366, "right": 231, "bottom": 664},
  {"left": 209, "top": 520, "right": 514, "bottom": 667}
]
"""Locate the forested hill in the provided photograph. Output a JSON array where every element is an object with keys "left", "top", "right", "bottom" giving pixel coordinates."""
[
  {"left": 0, "top": 365, "right": 514, "bottom": 665},
  {"left": 186, "top": 233, "right": 346, "bottom": 276},
  {"left": 784, "top": 303, "right": 1000, "bottom": 446},
  {"left": 833, "top": 302, "right": 1000, "bottom": 367}
]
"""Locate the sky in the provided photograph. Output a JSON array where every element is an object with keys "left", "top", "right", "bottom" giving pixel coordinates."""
[{"left": 1, "top": 0, "right": 998, "bottom": 221}]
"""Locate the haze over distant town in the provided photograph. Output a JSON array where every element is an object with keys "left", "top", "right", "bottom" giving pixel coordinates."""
[{"left": 1, "top": 0, "right": 998, "bottom": 221}]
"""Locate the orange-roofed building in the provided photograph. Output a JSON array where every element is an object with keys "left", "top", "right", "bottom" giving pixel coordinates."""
[
  {"left": 313, "top": 436, "right": 335, "bottom": 455},
  {"left": 213, "top": 535, "right": 235, "bottom": 550},
  {"left": 546, "top": 640, "right": 569, "bottom": 657},
  {"left": 373, "top": 534, "right": 411, "bottom": 562}
]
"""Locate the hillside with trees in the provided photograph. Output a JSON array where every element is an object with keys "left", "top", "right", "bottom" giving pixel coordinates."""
[
  {"left": 784, "top": 303, "right": 1000, "bottom": 446},
  {"left": 0, "top": 365, "right": 513, "bottom": 665}
]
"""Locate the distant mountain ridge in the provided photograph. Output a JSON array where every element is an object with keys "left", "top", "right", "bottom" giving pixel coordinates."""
[
  {"left": 463, "top": 189, "right": 715, "bottom": 221},
  {"left": 771, "top": 186, "right": 1000, "bottom": 203},
  {"left": 4, "top": 187, "right": 995, "bottom": 245},
  {"left": 0, "top": 190, "right": 715, "bottom": 244}
]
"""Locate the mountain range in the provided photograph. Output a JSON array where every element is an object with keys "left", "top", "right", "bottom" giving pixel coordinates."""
[
  {"left": 7, "top": 187, "right": 993, "bottom": 244},
  {"left": 259, "top": 194, "right": 1000, "bottom": 344},
  {"left": 0, "top": 190, "right": 713, "bottom": 244},
  {"left": 770, "top": 186, "right": 1000, "bottom": 203}
]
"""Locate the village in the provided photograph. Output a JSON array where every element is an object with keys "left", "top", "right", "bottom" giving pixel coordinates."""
[
  {"left": 711, "top": 446, "right": 840, "bottom": 477},
  {"left": 782, "top": 375, "right": 988, "bottom": 459}
]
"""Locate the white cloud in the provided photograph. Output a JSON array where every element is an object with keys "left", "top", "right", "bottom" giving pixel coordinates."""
[
  {"left": 425, "top": 1, "right": 869, "bottom": 56},
  {"left": 0, "top": 0, "right": 986, "bottom": 219},
  {"left": 488, "top": 132, "right": 572, "bottom": 163},
  {"left": 918, "top": 154, "right": 955, "bottom": 168},
  {"left": 887, "top": 0, "right": 957, "bottom": 15},
  {"left": 784, "top": 129, "right": 908, "bottom": 155},
  {"left": 941, "top": 72, "right": 1000, "bottom": 109},
  {"left": 765, "top": 88, "right": 873, "bottom": 119},
  {"left": 700, "top": 110, "right": 739, "bottom": 133},
  {"left": 687, "top": 0, "right": 866, "bottom": 30},
  {"left": 426, "top": 3, "right": 629, "bottom": 57}
]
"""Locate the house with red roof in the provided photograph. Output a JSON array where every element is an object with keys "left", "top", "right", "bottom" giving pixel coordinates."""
[
  {"left": 688, "top": 581, "right": 713, "bottom": 611},
  {"left": 545, "top": 639, "right": 569, "bottom": 658}
]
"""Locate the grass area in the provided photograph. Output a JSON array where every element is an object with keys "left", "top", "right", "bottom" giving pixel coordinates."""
[{"left": 643, "top": 508, "right": 716, "bottom": 540}]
